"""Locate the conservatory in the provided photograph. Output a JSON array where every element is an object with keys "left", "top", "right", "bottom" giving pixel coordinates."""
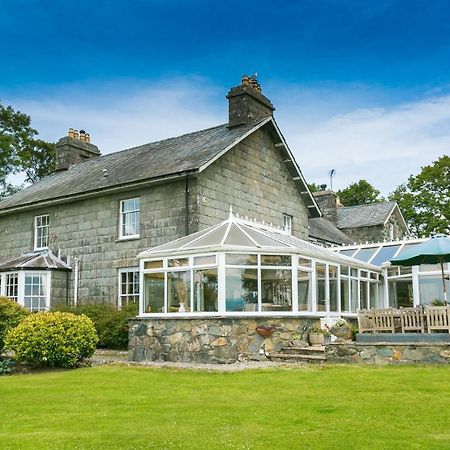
[
  {"left": 334, "top": 239, "right": 450, "bottom": 307},
  {"left": 137, "top": 213, "right": 382, "bottom": 319}
]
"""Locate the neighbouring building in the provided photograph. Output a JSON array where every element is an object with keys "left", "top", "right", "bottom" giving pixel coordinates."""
[
  {"left": 0, "top": 75, "right": 322, "bottom": 311},
  {"left": 310, "top": 190, "right": 409, "bottom": 245}
]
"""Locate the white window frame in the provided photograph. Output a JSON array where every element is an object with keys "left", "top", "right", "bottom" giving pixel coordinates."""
[
  {"left": 118, "top": 268, "right": 140, "bottom": 308},
  {"left": 283, "top": 214, "right": 292, "bottom": 235},
  {"left": 119, "top": 198, "right": 140, "bottom": 240},
  {"left": 34, "top": 214, "right": 49, "bottom": 250},
  {"left": 0, "top": 271, "right": 51, "bottom": 311}
]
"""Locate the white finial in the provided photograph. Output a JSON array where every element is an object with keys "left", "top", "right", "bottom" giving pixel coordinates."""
[
  {"left": 245, "top": 215, "right": 248, "bottom": 220},
  {"left": 236, "top": 212, "right": 239, "bottom": 218},
  {"left": 229, "top": 205, "right": 233, "bottom": 219}
]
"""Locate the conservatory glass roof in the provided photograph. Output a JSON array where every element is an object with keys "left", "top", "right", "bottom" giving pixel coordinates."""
[
  {"left": 138, "top": 213, "right": 381, "bottom": 272},
  {"left": 333, "top": 238, "right": 427, "bottom": 267}
]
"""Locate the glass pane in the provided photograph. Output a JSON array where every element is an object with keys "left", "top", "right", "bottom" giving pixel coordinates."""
[
  {"left": 143, "top": 272, "right": 164, "bottom": 313},
  {"left": 329, "top": 266, "right": 338, "bottom": 312},
  {"left": 370, "top": 272, "right": 378, "bottom": 280},
  {"left": 419, "top": 276, "right": 450, "bottom": 305},
  {"left": 400, "top": 266, "right": 412, "bottom": 275},
  {"left": 193, "top": 255, "right": 216, "bottom": 266},
  {"left": 353, "top": 247, "right": 378, "bottom": 263},
  {"left": 193, "top": 268, "right": 218, "bottom": 312},
  {"left": 340, "top": 278, "right": 350, "bottom": 312},
  {"left": 419, "top": 264, "right": 441, "bottom": 272},
  {"left": 261, "top": 269, "right": 292, "bottom": 312},
  {"left": 298, "top": 270, "right": 312, "bottom": 311},
  {"left": 168, "top": 258, "right": 189, "bottom": 268},
  {"left": 144, "top": 260, "right": 163, "bottom": 269},
  {"left": 261, "top": 255, "right": 291, "bottom": 266},
  {"left": 388, "top": 278, "right": 413, "bottom": 308},
  {"left": 371, "top": 245, "right": 401, "bottom": 266},
  {"left": 225, "top": 268, "right": 258, "bottom": 312},
  {"left": 387, "top": 267, "right": 399, "bottom": 277},
  {"left": 340, "top": 266, "right": 349, "bottom": 276},
  {"left": 350, "top": 268, "right": 358, "bottom": 277},
  {"left": 226, "top": 254, "right": 257, "bottom": 266},
  {"left": 340, "top": 249, "right": 357, "bottom": 257},
  {"left": 360, "top": 271, "right": 368, "bottom": 279},
  {"left": 360, "top": 281, "right": 369, "bottom": 310},
  {"left": 167, "top": 271, "right": 191, "bottom": 313},
  {"left": 298, "top": 258, "right": 311, "bottom": 268},
  {"left": 316, "top": 263, "right": 326, "bottom": 311},
  {"left": 369, "top": 283, "right": 379, "bottom": 308}
]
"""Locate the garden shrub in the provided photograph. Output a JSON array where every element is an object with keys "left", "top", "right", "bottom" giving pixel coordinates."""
[
  {"left": 55, "top": 303, "right": 138, "bottom": 350},
  {"left": 0, "top": 297, "right": 30, "bottom": 354},
  {"left": 5, "top": 312, "right": 98, "bottom": 368}
]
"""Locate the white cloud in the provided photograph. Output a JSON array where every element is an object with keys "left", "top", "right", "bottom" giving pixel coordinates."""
[{"left": 5, "top": 78, "right": 450, "bottom": 196}]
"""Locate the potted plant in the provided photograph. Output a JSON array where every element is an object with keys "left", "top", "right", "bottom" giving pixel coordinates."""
[
  {"left": 308, "top": 327, "right": 326, "bottom": 347},
  {"left": 330, "top": 319, "right": 352, "bottom": 342}
]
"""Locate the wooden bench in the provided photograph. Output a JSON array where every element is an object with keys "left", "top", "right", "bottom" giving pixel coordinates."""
[
  {"left": 399, "top": 307, "right": 425, "bottom": 333},
  {"left": 372, "top": 308, "right": 398, "bottom": 333},
  {"left": 425, "top": 306, "right": 450, "bottom": 333},
  {"left": 357, "top": 310, "right": 375, "bottom": 333}
]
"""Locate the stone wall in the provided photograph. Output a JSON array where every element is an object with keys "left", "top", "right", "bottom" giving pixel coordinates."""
[
  {"left": 326, "top": 342, "right": 450, "bottom": 364},
  {"left": 129, "top": 317, "right": 317, "bottom": 364},
  {"left": 0, "top": 181, "right": 190, "bottom": 304},
  {"left": 197, "top": 127, "right": 310, "bottom": 239}
]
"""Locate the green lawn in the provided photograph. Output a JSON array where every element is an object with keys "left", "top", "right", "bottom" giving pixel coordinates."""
[{"left": 1, "top": 365, "right": 449, "bottom": 449}]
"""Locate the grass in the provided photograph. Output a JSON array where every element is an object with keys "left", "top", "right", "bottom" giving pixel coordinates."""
[{"left": 0, "top": 365, "right": 449, "bottom": 449}]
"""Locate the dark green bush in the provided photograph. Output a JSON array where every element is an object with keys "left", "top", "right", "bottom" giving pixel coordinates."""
[
  {"left": 0, "top": 358, "right": 15, "bottom": 375},
  {"left": 5, "top": 312, "right": 98, "bottom": 368},
  {"left": 55, "top": 303, "right": 138, "bottom": 350},
  {"left": 0, "top": 297, "right": 30, "bottom": 354}
]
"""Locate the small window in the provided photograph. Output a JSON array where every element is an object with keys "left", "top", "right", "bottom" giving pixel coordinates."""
[
  {"left": 6, "top": 273, "right": 19, "bottom": 301},
  {"left": 283, "top": 214, "right": 292, "bottom": 235},
  {"left": 34, "top": 215, "right": 49, "bottom": 250},
  {"left": 119, "top": 198, "right": 140, "bottom": 239},
  {"left": 119, "top": 269, "right": 140, "bottom": 306},
  {"left": 144, "top": 260, "right": 163, "bottom": 270}
]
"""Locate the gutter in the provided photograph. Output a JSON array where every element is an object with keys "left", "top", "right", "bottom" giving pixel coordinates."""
[{"left": 0, "top": 169, "right": 199, "bottom": 216}]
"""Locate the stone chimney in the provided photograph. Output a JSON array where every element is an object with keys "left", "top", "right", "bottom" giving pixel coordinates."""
[
  {"left": 313, "top": 190, "right": 340, "bottom": 225},
  {"left": 55, "top": 129, "right": 100, "bottom": 171},
  {"left": 227, "top": 74, "right": 275, "bottom": 127}
]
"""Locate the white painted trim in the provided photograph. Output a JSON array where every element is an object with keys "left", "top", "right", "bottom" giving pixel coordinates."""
[{"left": 119, "top": 197, "right": 140, "bottom": 240}]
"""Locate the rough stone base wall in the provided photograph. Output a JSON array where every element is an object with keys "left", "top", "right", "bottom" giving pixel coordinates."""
[
  {"left": 326, "top": 343, "right": 450, "bottom": 364},
  {"left": 129, "top": 317, "right": 317, "bottom": 364}
]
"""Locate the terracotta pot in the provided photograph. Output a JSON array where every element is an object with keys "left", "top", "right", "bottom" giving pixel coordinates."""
[
  {"left": 256, "top": 326, "right": 274, "bottom": 338},
  {"left": 309, "top": 332, "right": 325, "bottom": 347}
]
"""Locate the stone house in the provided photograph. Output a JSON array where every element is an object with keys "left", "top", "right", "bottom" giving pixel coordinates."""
[
  {"left": 310, "top": 190, "right": 409, "bottom": 245},
  {"left": 0, "top": 76, "right": 322, "bottom": 311}
]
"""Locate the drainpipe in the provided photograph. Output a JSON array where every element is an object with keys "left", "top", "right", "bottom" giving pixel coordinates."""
[
  {"left": 73, "top": 257, "right": 79, "bottom": 306},
  {"left": 185, "top": 174, "right": 189, "bottom": 236}
]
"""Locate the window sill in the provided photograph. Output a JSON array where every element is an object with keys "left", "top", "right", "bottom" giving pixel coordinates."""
[{"left": 117, "top": 236, "right": 140, "bottom": 243}]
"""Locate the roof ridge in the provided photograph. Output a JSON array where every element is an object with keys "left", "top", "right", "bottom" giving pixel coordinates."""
[{"left": 339, "top": 200, "right": 395, "bottom": 210}]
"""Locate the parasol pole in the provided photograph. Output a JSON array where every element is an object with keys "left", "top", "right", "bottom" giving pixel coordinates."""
[{"left": 440, "top": 256, "right": 448, "bottom": 303}]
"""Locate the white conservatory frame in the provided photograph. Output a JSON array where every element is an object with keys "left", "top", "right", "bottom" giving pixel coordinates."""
[{"left": 138, "top": 214, "right": 381, "bottom": 320}]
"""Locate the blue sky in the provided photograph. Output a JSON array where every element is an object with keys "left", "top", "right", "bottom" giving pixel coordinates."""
[{"left": 2, "top": 0, "right": 450, "bottom": 194}]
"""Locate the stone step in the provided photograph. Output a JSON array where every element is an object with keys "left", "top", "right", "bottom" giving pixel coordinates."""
[
  {"left": 282, "top": 346, "right": 325, "bottom": 353},
  {"left": 268, "top": 352, "right": 327, "bottom": 363}
]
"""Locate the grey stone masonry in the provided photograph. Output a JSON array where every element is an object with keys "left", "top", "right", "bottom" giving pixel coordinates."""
[
  {"left": 129, "top": 317, "right": 316, "bottom": 364},
  {"left": 55, "top": 136, "right": 100, "bottom": 171},
  {"left": 197, "top": 127, "right": 310, "bottom": 238},
  {"left": 326, "top": 342, "right": 450, "bottom": 364}
]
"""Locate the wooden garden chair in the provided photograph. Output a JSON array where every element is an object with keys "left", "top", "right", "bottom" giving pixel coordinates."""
[
  {"left": 425, "top": 306, "right": 450, "bottom": 333},
  {"left": 399, "top": 307, "right": 424, "bottom": 333},
  {"left": 357, "top": 309, "right": 375, "bottom": 333}
]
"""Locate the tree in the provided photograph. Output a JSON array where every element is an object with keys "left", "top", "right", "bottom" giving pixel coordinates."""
[
  {"left": 337, "top": 179, "right": 382, "bottom": 206},
  {"left": 0, "top": 101, "right": 55, "bottom": 200},
  {"left": 389, "top": 156, "right": 450, "bottom": 237},
  {"left": 307, "top": 182, "right": 327, "bottom": 193}
]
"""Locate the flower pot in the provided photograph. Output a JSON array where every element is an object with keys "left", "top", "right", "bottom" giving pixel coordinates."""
[
  {"left": 256, "top": 326, "right": 274, "bottom": 338},
  {"left": 309, "top": 332, "right": 325, "bottom": 347}
]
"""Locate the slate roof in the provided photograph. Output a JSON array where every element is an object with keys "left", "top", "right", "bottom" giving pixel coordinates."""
[
  {"left": 0, "top": 251, "right": 71, "bottom": 271},
  {"left": 337, "top": 202, "right": 398, "bottom": 229},
  {"left": 308, "top": 217, "right": 353, "bottom": 245},
  {"left": 0, "top": 119, "right": 267, "bottom": 212}
]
